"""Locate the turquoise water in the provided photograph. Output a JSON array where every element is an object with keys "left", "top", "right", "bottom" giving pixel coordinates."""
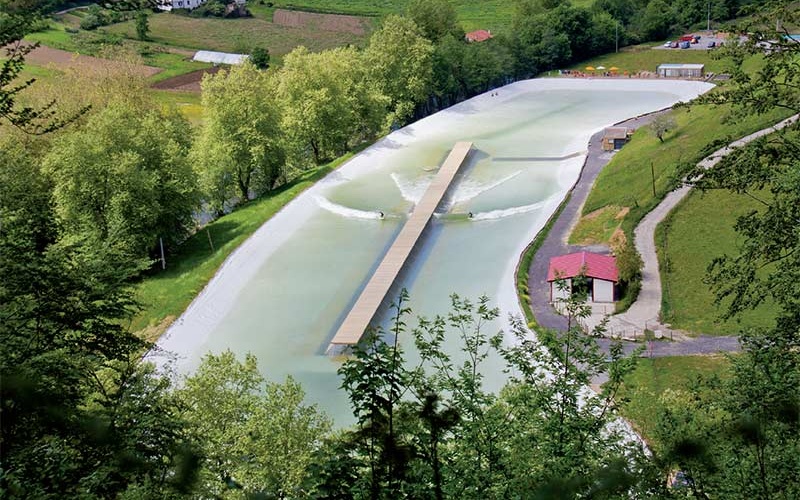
[{"left": 159, "top": 80, "right": 712, "bottom": 424}]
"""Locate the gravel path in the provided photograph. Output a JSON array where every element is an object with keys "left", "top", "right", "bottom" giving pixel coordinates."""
[{"left": 527, "top": 109, "right": 798, "bottom": 357}]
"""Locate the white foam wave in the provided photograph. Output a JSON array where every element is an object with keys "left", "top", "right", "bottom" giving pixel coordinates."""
[
  {"left": 390, "top": 172, "right": 433, "bottom": 204},
  {"left": 471, "top": 200, "right": 547, "bottom": 221},
  {"left": 315, "top": 196, "right": 385, "bottom": 220},
  {"left": 451, "top": 171, "right": 522, "bottom": 204}
]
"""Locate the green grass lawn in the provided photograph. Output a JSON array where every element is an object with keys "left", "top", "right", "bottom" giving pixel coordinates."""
[
  {"left": 142, "top": 52, "right": 210, "bottom": 82},
  {"left": 130, "top": 157, "right": 351, "bottom": 341},
  {"left": 580, "top": 103, "right": 790, "bottom": 240},
  {"left": 656, "top": 189, "right": 778, "bottom": 335},
  {"left": 105, "top": 11, "right": 368, "bottom": 55},
  {"left": 569, "top": 43, "right": 723, "bottom": 74},
  {"left": 274, "top": 0, "right": 514, "bottom": 31},
  {"left": 619, "top": 354, "right": 731, "bottom": 445}
]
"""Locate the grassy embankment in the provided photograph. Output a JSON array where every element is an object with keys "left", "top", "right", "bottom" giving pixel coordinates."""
[
  {"left": 130, "top": 156, "right": 351, "bottom": 342},
  {"left": 568, "top": 43, "right": 729, "bottom": 75},
  {"left": 655, "top": 189, "right": 778, "bottom": 335},
  {"left": 619, "top": 354, "right": 731, "bottom": 445}
]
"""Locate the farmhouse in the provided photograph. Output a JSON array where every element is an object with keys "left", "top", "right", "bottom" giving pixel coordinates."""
[
  {"left": 601, "top": 127, "right": 632, "bottom": 151},
  {"left": 466, "top": 30, "right": 492, "bottom": 42},
  {"left": 657, "top": 63, "right": 705, "bottom": 78},
  {"left": 547, "top": 251, "right": 618, "bottom": 303}
]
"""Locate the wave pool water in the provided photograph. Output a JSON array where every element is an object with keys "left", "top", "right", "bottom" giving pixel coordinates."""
[{"left": 154, "top": 78, "right": 714, "bottom": 423}]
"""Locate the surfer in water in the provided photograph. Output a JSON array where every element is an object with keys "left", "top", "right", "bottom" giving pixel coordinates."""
[
  {"left": 379, "top": 211, "right": 384, "bottom": 218},
  {"left": 468, "top": 212, "right": 474, "bottom": 219}
]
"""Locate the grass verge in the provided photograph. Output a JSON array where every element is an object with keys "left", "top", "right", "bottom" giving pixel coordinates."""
[
  {"left": 655, "top": 189, "right": 778, "bottom": 335},
  {"left": 515, "top": 192, "right": 572, "bottom": 328},
  {"left": 619, "top": 354, "right": 731, "bottom": 445},
  {"left": 131, "top": 157, "right": 349, "bottom": 342}
]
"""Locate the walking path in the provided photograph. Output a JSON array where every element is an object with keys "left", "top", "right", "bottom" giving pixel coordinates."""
[
  {"left": 527, "top": 109, "right": 798, "bottom": 357},
  {"left": 596, "top": 112, "right": 798, "bottom": 338}
]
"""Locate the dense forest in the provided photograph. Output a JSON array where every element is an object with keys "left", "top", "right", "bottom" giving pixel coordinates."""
[{"left": 2, "top": 0, "right": 799, "bottom": 498}]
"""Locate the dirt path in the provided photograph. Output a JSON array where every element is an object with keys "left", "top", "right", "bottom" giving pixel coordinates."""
[{"left": 151, "top": 66, "right": 222, "bottom": 92}]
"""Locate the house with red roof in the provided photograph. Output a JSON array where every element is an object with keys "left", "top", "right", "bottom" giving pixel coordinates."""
[
  {"left": 547, "top": 251, "right": 618, "bottom": 303},
  {"left": 465, "top": 30, "right": 492, "bottom": 43}
]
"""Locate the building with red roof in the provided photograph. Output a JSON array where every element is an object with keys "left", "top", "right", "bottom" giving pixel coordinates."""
[
  {"left": 465, "top": 29, "right": 492, "bottom": 43},
  {"left": 547, "top": 251, "right": 618, "bottom": 303}
]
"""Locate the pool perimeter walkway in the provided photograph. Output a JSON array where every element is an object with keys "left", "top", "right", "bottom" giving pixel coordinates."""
[{"left": 328, "top": 141, "right": 474, "bottom": 353}]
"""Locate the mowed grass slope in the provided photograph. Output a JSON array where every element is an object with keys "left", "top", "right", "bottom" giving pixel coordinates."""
[
  {"left": 131, "top": 158, "right": 351, "bottom": 341},
  {"left": 578, "top": 103, "right": 790, "bottom": 240},
  {"left": 656, "top": 189, "right": 778, "bottom": 335},
  {"left": 619, "top": 354, "right": 731, "bottom": 445},
  {"left": 106, "top": 12, "right": 368, "bottom": 55}
]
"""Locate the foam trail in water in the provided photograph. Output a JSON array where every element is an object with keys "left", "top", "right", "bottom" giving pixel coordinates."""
[
  {"left": 390, "top": 172, "right": 433, "bottom": 204},
  {"left": 471, "top": 200, "right": 547, "bottom": 221},
  {"left": 315, "top": 196, "right": 385, "bottom": 220},
  {"left": 451, "top": 171, "right": 522, "bottom": 204}
]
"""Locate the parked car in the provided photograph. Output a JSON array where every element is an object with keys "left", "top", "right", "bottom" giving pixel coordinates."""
[
  {"left": 664, "top": 41, "right": 673, "bottom": 47},
  {"left": 680, "top": 41, "right": 691, "bottom": 49},
  {"left": 707, "top": 41, "right": 716, "bottom": 48},
  {"left": 670, "top": 41, "right": 679, "bottom": 48}
]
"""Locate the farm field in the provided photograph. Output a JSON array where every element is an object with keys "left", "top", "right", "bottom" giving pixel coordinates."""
[
  {"left": 656, "top": 189, "right": 778, "bottom": 335},
  {"left": 105, "top": 11, "right": 369, "bottom": 55}
]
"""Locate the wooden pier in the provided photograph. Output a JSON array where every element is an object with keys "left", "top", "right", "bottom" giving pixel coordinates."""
[{"left": 327, "top": 141, "right": 473, "bottom": 352}]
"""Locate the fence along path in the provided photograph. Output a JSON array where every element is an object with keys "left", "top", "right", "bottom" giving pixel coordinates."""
[{"left": 327, "top": 141, "right": 474, "bottom": 353}]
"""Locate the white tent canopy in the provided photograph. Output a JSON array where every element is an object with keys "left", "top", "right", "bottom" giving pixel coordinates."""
[{"left": 192, "top": 50, "right": 249, "bottom": 65}]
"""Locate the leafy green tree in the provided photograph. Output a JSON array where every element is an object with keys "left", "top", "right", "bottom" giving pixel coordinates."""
[
  {"left": 178, "top": 351, "right": 331, "bottom": 498},
  {"left": 194, "top": 62, "right": 285, "bottom": 211},
  {"left": 0, "top": 143, "right": 196, "bottom": 498},
  {"left": 249, "top": 46, "right": 270, "bottom": 69},
  {"left": 43, "top": 101, "right": 199, "bottom": 260},
  {"left": 364, "top": 15, "right": 434, "bottom": 125},
  {"left": 135, "top": 10, "right": 149, "bottom": 41},
  {"left": 653, "top": 5, "right": 800, "bottom": 496},
  {"left": 406, "top": 0, "right": 463, "bottom": 42},
  {"left": 276, "top": 46, "right": 386, "bottom": 165},
  {"left": 0, "top": 5, "right": 86, "bottom": 134}
]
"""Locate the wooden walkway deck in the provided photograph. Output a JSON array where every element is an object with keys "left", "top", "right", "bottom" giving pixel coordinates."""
[{"left": 328, "top": 141, "right": 473, "bottom": 351}]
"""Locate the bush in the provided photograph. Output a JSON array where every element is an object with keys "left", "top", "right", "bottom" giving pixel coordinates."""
[{"left": 79, "top": 14, "right": 103, "bottom": 30}]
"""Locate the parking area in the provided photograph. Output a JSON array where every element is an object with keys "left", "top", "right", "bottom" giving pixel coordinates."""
[{"left": 653, "top": 31, "right": 731, "bottom": 50}]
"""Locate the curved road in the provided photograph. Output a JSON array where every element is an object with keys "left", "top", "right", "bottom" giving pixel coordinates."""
[{"left": 527, "top": 110, "right": 798, "bottom": 357}]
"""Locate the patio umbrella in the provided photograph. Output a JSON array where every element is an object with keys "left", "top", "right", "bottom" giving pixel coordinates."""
[
  {"left": 585, "top": 66, "right": 595, "bottom": 71},
  {"left": 609, "top": 66, "right": 619, "bottom": 73},
  {"left": 596, "top": 65, "right": 606, "bottom": 70}
]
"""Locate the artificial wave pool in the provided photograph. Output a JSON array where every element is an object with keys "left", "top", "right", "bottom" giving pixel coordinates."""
[{"left": 155, "top": 78, "right": 714, "bottom": 423}]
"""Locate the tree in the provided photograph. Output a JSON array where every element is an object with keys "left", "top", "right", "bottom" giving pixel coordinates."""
[
  {"left": 194, "top": 62, "right": 285, "bottom": 211},
  {"left": 43, "top": 101, "right": 199, "bottom": 260},
  {"left": 276, "top": 46, "right": 386, "bottom": 165},
  {"left": 249, "top": 46, "right": 270, "bottom": 69},
  {"left": 0, "top": 5, "right": 86, "bottom": 134},
  {"left": 178, "top": 351, "right": 331, "bottom": 498},
  {"left": 0, "top": 142, "right": 196, "bottom": 498},
  {"left": 135, "top": 10, "right": 149, "bottom": 41},
  {"left": 406, "top": 0, "right": 463, "bottom": 42},
  {"left": 649, "top": 113, "right": 677, "bottom": 143},
  {"left": 364, "top": 15, "right": 434, "bottom": 125}
]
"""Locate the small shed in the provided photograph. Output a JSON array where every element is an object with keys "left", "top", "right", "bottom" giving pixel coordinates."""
[
  {"left": 657, "top": 63, "right": 705, "bottom": 78},
  {"left": 192, "top": 50, "right": 250, "bottom": 65},
  {"left": 601, "top": 127, "right": 632, "bottom": 151},
  {"left": 547, "top": 251, "right": 619, "bottom": 303},
  {"left": 466, "top": 30, "right": 492, "bottom": 43}
]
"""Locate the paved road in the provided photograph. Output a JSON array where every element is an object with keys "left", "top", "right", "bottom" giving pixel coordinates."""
[
  {"left": 527, "top": 112, "right": 666, "bottom": 333},
  {"left": 526, "top": 111, "right": 798, "bottom": 357}
]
